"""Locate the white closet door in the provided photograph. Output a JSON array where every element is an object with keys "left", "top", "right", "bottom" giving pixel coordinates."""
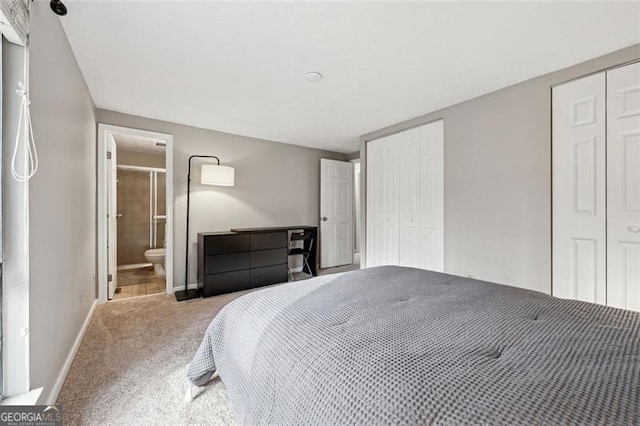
[
  {"left": 398, "top": 128, "right": 422, "bottom": 267},
  {"left": 366, "top": 139, "right": 384, "bottom": 267},
  {"left": 367, "top": 121, "right": 444, "bottom": 270},
  {"left": 606, "top": 62, "right": 640, "bottom": 311},
  {"left": 366, "top": 135, "right": 399, "bottom": 267},
  {"left": 381, "top": 134, "right": 400, "bottom": 266},
  {"left": 418, "top": 120, "right": 444, "bottom": 272},
  {"left": 552, "top": 73, "right": 607, "bottom": 304}
]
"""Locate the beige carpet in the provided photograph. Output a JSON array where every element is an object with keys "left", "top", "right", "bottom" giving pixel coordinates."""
[
  {"left": 58, "top": 263, "right": 359, "bottom": 425},
  {"left": 57, "top": 291, "right": 247, "bottom": 425}
]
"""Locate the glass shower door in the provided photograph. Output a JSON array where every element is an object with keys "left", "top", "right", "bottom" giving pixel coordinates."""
[
  {"left": 117, "top": 169, "right": 152, "bottom": 266},
  {"left": 153, "top": 171, "right": 166, "bottom": 249}
]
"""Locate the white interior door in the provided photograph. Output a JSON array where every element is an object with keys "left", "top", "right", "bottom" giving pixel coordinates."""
[
  {"left": 552, "top": 73, "right": 607, "bottom": 304},
  {"left": 107, "top": 135, "right": 118, "bottom": 299},
  {"left": 606, "top": 62, "right": 640, "bottom": 311},
  {"left": 320, "top": 159, "right": 354, "bottom": 268}
]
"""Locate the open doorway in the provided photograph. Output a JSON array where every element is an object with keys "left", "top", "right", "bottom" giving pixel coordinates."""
[{"left": 97, "top": 125, "right": 174, "bottom": 303}]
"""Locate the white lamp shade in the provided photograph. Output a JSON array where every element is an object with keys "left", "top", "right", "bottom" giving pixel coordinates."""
[{"left": 201, "top": 164, "right": 235, "bottom": 186}]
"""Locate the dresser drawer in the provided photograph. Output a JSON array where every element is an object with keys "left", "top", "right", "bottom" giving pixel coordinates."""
[
  {"left": 251, "top": 248, "right": 287, "bottom": 268},
  {"left": 251, "top": 232, "right": 287, "bottom": 250},
  {"left": 204, "top": 234, "right": 250, "bottom": 255},
  {"left": 251, "top": 264, "right": 287, "bottom": 286},
  {"left": 201, "top": 270, "right": 251, "bottom": 297},
  {"left": 205, "top": 252, "right": 250, "bottom": 274}
]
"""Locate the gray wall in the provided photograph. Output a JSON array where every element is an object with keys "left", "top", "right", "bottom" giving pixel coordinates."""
[
  {"left": 23, "top": 2, "right": 96, "bottom": 401},
  {"left": 96, "top": 109, "right": 348, "bottom": 288},
  {"left": 361, "top": 43, "right": 640, "bottom": 294}
]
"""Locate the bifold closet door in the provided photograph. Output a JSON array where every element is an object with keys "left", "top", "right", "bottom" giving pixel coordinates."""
[
  {"left": 606, "top": 62, "right": 640, "bottom": 311},
  {"left": 552, "top": 73, "right": 607, "bottom": 304},
  {"left": 366, "top": 139, "right": 383, "bottom": 267},
  {"left": 398, "top": 127, "right": 422, "bottom": 268},
  {"left": 417, "top": 120, "right": 444, "bottom": 272},
  {"left": 366, "top": 134, "right": 400, "bottom": 267},
  {"left": 398, "top": 120, "right": 444, "bottom": 271},
  {"left": 367, "top": 120, "right": 443, "bottom": 270}
]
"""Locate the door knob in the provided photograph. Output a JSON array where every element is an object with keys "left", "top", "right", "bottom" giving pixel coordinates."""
[
  {"left": 116, "top": 214, "right": 123, "bottom": 219},
  {"left": 629, "top": 226, "right": 640, "bottom": 233},
  {"left": 321, "top": 217, "right": 328, "bottom": 222}
]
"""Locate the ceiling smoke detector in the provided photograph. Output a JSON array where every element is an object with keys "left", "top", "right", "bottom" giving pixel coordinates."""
[{"left": 305, "top": 71, "right": 323, "bottom": 83}]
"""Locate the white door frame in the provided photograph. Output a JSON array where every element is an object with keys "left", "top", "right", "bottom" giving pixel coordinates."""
[
  {"left": 97, "top": 124, "right": 174, "bottom": 304},
  {"left": 107, "top": 134, "right": 118, "bottom": 299},
  {"left": 351, "top": 158, "right": 361, "bottom": 256}
]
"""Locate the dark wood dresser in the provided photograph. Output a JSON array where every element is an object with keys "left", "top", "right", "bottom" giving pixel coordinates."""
[{"left": 197, "top": 230, "right": 288, "bottom": 297}]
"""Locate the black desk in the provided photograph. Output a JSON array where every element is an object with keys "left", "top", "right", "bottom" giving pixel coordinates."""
[
  {"left": 198, "top": 226, "right": 318, "bottom": 297},
  {"left": 231, "top": 226, "right": 318, "bottom": 277}
]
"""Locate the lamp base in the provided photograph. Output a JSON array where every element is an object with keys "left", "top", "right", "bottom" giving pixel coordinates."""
[{"left": 175, "top": 289, "right": 200, "bottom": 302}]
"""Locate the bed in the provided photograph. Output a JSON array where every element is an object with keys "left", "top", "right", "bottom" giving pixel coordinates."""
[{"left": 187, "top": 266, "right": 640, "bottom": 424}]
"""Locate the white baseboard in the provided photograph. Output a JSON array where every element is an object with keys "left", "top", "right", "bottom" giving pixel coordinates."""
[{"left": 44, "top": 299, "right": 97, "bottom": 405}]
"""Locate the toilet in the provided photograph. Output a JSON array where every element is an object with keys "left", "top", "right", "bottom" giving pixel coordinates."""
[{"left": 144, "top": 248, "right": 165, "bottom": 277}]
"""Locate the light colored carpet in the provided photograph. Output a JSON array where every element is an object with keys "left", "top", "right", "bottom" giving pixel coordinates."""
[
  {"left": 58, "top": 262, "right": 360, "bottom": 425},
  {"left": 57, "top": 291, "right": 247, "bottom": 425}
]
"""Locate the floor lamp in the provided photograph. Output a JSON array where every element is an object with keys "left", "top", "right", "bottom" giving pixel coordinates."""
[{"left": 175, "top": 155, "right": 235, "bottom": 302}]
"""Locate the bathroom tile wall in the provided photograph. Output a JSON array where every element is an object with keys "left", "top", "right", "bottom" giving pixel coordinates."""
[
  {"left": 117, "top": 169, "right": 152, "bottom": 265},
  {"left": 117, "top": 148, "right": 165, "bottom": 168}
]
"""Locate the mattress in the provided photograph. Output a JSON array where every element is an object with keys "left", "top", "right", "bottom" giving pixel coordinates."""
[{"left": 188, "top": 266, "right": 640, "bottom": 425}]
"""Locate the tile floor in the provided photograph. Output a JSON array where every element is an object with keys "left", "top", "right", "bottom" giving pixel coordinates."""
[{"left": 113, "top": 266, "right": 164, "bottom": 300}]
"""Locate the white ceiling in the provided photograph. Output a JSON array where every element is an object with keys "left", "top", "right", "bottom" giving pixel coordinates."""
[
  {"left": 114, "top": 133, "right": 166, "bottom": 154},
  {"left": 61, "top": 1, "right": 640, "bottom": 153}
]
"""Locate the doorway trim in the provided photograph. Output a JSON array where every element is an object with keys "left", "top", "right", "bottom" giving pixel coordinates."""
[{"left": 97, "top": 124, "right": 174, "bottom": 304}]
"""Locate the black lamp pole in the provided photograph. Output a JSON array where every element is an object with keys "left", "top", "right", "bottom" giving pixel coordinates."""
[{"left": 175, "top": 155, "right": 221, "bottom": 302}]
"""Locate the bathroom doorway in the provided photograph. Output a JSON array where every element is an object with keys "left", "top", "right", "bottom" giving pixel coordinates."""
[
  {"left": 97, "top": 125, "right": 174, "bottom": 303},
  {"left": 115, "top": 163, "right": 166, "bottom": 299}
]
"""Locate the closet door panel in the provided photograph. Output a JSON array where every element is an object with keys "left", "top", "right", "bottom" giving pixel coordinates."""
[
  {"left": 606, "top": 62, "right": 640, "bottom": 311},
  {"left": 366, "top": 139, "right": 384, "bottom": 267},
  {"left": 552, "top": 73, "right": 606, "bottom": 304},
  {"left": 366, "top": 135, "right": 400, "bottom": 267},
  {"left": 418, "top": 120, "right": 444, "bottom": 272},
  {"left": 399, "top": 128, "right": 421, "bottom": 267},
  {"left": 382, "top": 136, "right": 400, "bottom": 265}
]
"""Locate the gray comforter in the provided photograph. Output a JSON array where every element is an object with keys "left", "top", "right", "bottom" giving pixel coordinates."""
[{"left": 188, "top": 266, "right": 640, "bottom": 425}]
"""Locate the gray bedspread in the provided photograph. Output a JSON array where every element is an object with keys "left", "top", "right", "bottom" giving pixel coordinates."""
[{"left": 188, "top": 266, "right": 640, "bottom": 425}]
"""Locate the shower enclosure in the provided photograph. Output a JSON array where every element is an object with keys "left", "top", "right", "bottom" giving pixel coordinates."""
[{"left": 117, "top": 166, "right": 166, "bottom": 267}]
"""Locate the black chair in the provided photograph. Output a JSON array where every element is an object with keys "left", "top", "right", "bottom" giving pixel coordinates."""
[{"left": 288, "top": 230, "right": 314, "bottom": 280}]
